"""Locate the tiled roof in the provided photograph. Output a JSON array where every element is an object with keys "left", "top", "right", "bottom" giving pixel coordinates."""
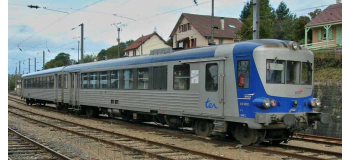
[
  {"left": 170, "top": 13, "right": 242, "bottom": 38},
  {"left": 306, "top": 3, "right": 342, "bottom": 27},
  {"left": 124, "top": 33, "right": 168, "bottom": 51}
]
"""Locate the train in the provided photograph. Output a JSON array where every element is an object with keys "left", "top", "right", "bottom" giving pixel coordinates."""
[{"left": 20, "top": 39, "right": 330, "bottom": 145}]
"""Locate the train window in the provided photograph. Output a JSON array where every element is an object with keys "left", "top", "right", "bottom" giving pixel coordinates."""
[
  {"left": 137, "top": 68, "right": 149, "bottom": 89},
  {"left": 100, "top": 71, "right": 108, "bottom": 89},
  {"left": 36, "top": 78, "right": 39, "bottom": 88},
  {"left": 43, "top": 77, "right": 47, "bottom": 88},
  {"left": 286, "top": 61, "right": 300, "bottom": 84},
  {"left": 206, "top": 63, "right": 218, "bottom": 91},
  {"left": 301, "top": 62, "right": 313, "bottom": 85},
  {"left": 237, "top": 61, "right": 250, "bottom": 88},
  {"left": 81, "top": 73, "right": 89, "bottom": 89},
  {"left": 64, "top": 75, "right": 68, "bottom": 89},
  {"left": 46, "top": 77, "right": 50, "bottom": 88},
  {"left": 50, "top": 76, "right": 54, "bottom": 88},
  {"left": 28, "top": 78, "right": 31, "bottom": 88},
  {"left": 173, "top": 64, "right": 190, "bottom": 90},
  {"left": 58, "top": 75, "right": 62, "bottom": 88},
  {"left": 31, "top": 78, "right": 34, "bottom": 88},
  {"left": 124, "top": 69, "right": 133, "bottom": 89},
  {"left": 153, "top": 66, "right": 167, "bottom": 90},
  {"left": 110, "top": 71, "right": 120, "bottom": 89},
  {"left": 89, "top": 72, "right": 99, "bottom": 89},
  {"left": 39, "top": 77, "right": 42, "bottom": 88},
  {"left": 266, "top": 60, "right": 285, "bottom": 84}
]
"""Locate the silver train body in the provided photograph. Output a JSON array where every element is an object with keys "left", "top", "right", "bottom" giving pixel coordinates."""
[{"left": 21, "top": 39, "right": 330, "bottom": 145}]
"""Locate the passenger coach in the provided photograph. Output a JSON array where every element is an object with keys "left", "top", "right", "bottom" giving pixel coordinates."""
[{"left": 21, "top": 39, "right": 330, "bottom": 145}]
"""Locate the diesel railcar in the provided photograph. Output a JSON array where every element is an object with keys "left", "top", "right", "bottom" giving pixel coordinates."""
[{"left": 21, "top": 39, "right": 330, "bottom": 145}]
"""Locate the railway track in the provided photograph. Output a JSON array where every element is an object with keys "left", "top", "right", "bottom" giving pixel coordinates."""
[
  {"left": 293, "top": 133, "right": 342, "bottom": 146},
  {"left": 8, "top": 127, "right": 71, "bottom": 160},
  {"left": 8, "top": 105, "right": 234, "bottom": 160},
  {"left": 8, "top": 97, "right": 342, "bottom": 160}
]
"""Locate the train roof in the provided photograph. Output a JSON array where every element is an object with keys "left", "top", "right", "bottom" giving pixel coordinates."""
[{"left": 21, "top": 39, "right": 293, "bottom": 78}]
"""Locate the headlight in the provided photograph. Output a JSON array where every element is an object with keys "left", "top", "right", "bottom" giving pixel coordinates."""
[
  {"left": 309, "top": 99, "right": 316, "bottom": 108},
  {"left": 315, "top": 98, "right": 321, "bottom": 107},
  {"left": 292, "top": 42, "right": 298, "bottom": 50},
  {"left": 270, "top": 99, "right": 277, "bottom": 107},
  {"left": 263, "top": 98, "right": 271, "bottom": 108}
]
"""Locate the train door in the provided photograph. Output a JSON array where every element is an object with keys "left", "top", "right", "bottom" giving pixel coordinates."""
[
  {"left": 69, "top": 72, "right": 79, "bottom": 106},
  {"left": 235, "top": 55, "right": 251, "bottom": 118},
  {"left": 199, "top": 61, "right": 225, "bottom": 117}
]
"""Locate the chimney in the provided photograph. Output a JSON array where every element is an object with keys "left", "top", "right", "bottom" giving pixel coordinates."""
[
  {"left": 220, "top": 17, "right": 225, "bottom": 30},
  {"left": 336, "top": 0, "right": 341, "bottom": 3}
]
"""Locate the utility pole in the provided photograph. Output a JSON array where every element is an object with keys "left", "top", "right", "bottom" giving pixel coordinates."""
[
  {"left": 19, "top": 61, "right": 21, "bottom": 76},
  {"left": 80, "top": 23, "right": 84, "bottom": 61},
  {"left": 28, "top": 58, "right": 30, "bottom": 73},
  {"left": 253, "top": 0, "right": 260, "bottom": 40},
  {"left": 117, "top": 27, "right": 121, "bottom": 58},
  {"left": 34, "top": 57, "right": 36, "bottom": 72},
  {"left": 15, "top": 66, "right": 17, "bottom": 91},
  {"left": 43, "top": 51, "right": 45, "bottom": 69},
  {"left": 78, "top": 41, "right": 80, "bottom": 62},
  {"left": 208, "top": 0, "right": 215, "bottom": 45}
]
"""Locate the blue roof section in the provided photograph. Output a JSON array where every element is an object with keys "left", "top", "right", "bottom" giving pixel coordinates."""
[
  {"left": 63, "top": 46, "right": 218, "bottom": 72},
  {"left": 22, "top": 67, "right": 64, "bottom": 78}
]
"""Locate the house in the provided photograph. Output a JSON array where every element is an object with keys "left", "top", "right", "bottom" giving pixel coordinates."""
[
  {"left": 305, "top": 2, "right": 342, "bottom": 49},
  {"left": 169, "top": 13, "right": 242, "bottom": 49},
  {"left": 124, "top": 32, "right": 171, "bottom": 56}
]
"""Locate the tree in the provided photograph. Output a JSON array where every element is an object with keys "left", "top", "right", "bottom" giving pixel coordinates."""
[
  {"left": 293, "top": 16, "right": 312, "bottom": 42},
  {"left": 166, "top": 38, "right": 173, "bottom": 47},
  {"left": 44, "top": 52, "right": 71, "bottom": 69},
  {"left": 8, "top": 74, "right": 15, "bottom": 91},
  {"left": 275, "top": 1, "right": 289, "bottom": 20},
  {"left": 236, "top": 0, "right": 275, "bottom": 40},
  {"left": 81, "top": 54, "right": 96, "bottom": 63},
  {"left": 239, "top": 1, "right": 252, "bottom": 21},
  {"left": 97, "top": 49, "right": 107, "bottom": 60},
  {"left": 308, "top": 9, "right": 322, "bottom": 19},
  {"left": 271, "top": 2, "right": 296, "bottom": 40}
]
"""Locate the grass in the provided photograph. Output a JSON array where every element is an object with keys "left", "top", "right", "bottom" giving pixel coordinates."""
[{"left": 314, "top": 67, "right": 342, "bottom": 83}]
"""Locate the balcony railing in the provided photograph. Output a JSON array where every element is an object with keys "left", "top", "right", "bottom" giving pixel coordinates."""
[{"left": 304, "top": 40, "right": 341, "bottom": 50}]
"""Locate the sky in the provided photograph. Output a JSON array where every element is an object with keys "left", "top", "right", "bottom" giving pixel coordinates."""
[{"left": 8, "top": 0, "right": 335, "bottom": 74}]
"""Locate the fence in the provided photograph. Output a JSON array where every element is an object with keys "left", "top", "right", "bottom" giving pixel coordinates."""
[{"left": 304, "top": 83, "right": 342, "bottom": 138}]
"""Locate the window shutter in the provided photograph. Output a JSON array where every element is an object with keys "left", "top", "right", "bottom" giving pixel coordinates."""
[
  {"left": 318, "top": 29, "right": 322, "bottom": 41},
  {"left": 329, "top": 28, "right": 333, "bottom": 40}
]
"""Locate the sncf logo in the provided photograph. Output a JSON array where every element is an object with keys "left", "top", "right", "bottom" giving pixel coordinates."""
[{"left": 295, "top": 90, "right": 303, "bottom": 94}]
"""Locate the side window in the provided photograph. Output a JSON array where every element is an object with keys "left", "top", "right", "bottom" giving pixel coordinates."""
[
  {"left": 286, "top": 61, "right": 301, "bottom": 84},
  {"left": 39, "top": 77, "right": 43, "bottom": 88},
  {"left": 64, "top": 75, "right": 68, "bottom": 89},
  {"left": 81, "top": 73, "right": 89, "bottom": 89},
  {"left": 124, "top": 69, "right": 133, "bottom": 89},
  {"left": 28, "top": 78, "right": 31, "bottom": 88},
  {"left": 110, "top": 71, "right": 120, "bottom": 89},
  {"left": 153, "top": 66, "right": 167, "bottom": 90},
  {"left": 43, "top": 77, "right": 47, "bottom": 88},
  {"left": 58, "top": 75, "right": 62, "bottom": 88},
  {"left": 31, "top": 78, "right": 35, "bottom": 88},
  {"left": 100, "top": 71, "right": 108, "bottom": 89},
  {"left": 237, "top": 60, "right": 250, "bottom": 88},
  {"left": 205, "top": 63, "right": 218, "bottom": 91},
  {"left": 173, "top": 64, "right": 190, "bottom": 90},
  {"left": 36, "top": 78, "right": 39, "bottom": 88},
  {"left": 50, "top": 76, "right": 54, "bottom": 88},
  {"left": 89, "top": 72, "right": 99, "bottom": 89},
  {"left": 137, "top": 68, "right": 149, "bottom": 89},
  {"left": 46, "top": 77, "right": 50, "bottom": 88},
  {"left": 301, "top": 62, "right": 312, "bottom": 85}
]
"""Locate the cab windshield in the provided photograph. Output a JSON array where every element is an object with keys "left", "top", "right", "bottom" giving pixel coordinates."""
[{"left": 266, "top": 59, "right": 312, "bottom": 85}]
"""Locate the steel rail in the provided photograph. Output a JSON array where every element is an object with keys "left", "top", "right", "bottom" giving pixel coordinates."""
[
  {"left": 7, "top": 103, "right": 336, "bottom": 160},
  {"left": 8, "top": 127, "right": 72, "bottom": 160},
  {"left": 8, "top": 106, "right": 233, "bottom": 160},
  {"left": 294, "top": 133, "right": 342, "bottom": 141}
]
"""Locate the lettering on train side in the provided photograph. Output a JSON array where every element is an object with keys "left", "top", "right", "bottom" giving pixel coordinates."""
[{"left": 205, "top": 98, "right": 218, "bottom": 109}]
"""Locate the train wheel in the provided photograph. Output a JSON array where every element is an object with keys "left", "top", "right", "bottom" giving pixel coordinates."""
[
  {"left": 25, "top": 99, "right": 29, "bottom": 105},
  {"left": 233, "top": 125, "right": 258, "bottom": 146},
  {"left": 164, "top": 116, "right": 179, "bottom": 129},
  {"left": 194, "top": 120, "right": 213, "bottom": 137},
  {"left": 85, "top": 107, "right": 94, "bottom": 118}
]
